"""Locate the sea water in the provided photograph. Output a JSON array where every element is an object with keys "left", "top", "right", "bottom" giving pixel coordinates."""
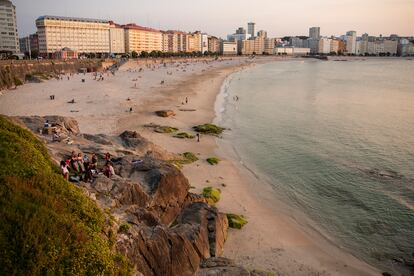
[{"left": 218, "top": 58, "right": 414, "bottom": 273}]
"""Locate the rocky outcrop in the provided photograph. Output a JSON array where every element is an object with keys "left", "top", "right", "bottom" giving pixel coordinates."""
[
  {"left": 116, "top": 202, "right": 228, "bottom": 276},
  {"left": 16, "top": 115, "right": 80, "bottom": 135},
  {"left": 17, "top": 115, "right": 261, "bottom": 276},
  {"left": 155, "top": 110, "right": 175, "bottom": 117}
]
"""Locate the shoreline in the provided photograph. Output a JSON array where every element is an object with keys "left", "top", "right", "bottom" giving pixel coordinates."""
[
  {"left": 0, "top": 56, "right": 380, "bottom": 275},
  {"left": 120, "top": 58, "right": 379, "bottom": 275}
]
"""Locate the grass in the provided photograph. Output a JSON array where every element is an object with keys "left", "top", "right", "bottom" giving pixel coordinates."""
[
  {"left": 193, "top": 124, "right": 225, "bottom": 135},
  {"left": 0, "top": 116, "right": 132, "bottom": 275},
  {"left": 206, "top": 157, "right": 220, "bottom": 165}
]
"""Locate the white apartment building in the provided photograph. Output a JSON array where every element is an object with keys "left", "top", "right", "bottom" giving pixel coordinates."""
[
  {"left": 36, "top": 15, "right": 110, "bottom": 56},
  {"left": 0, "top": 0, "right": 19, "bottom": 54},
  {"left": 201, "top": 33, "right": 208, "bottom": 53},
  {"left": 275, "top": 47, "right": 310, "bottom": 55},
  {"left": 345, "top": 31, "right": 357, "bottom": 54},
  {"left": 318, "top": 38, "right": 331, "bottom": 54},
  {"left": 109, "top": 21, "right": 125, "bottom": 54},
  {"left": 221, "top": 41, "right": 237, "bottom": 55}
]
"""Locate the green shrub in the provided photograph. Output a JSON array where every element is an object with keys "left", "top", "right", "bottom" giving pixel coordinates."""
[
  {"left": 202, "top": 187, "right": 221, "bottom": 204},
  {"left": 173, "top": 132, "right": 195, "bottom": 139},
  {"left": 118, "top": 223, "right": 131, "bottom": 234},
  {"left": 227, "top": 214, "right": 248, "bottom": 229},
  {"left": 13, "top": 76, "right": 23, "bottom": 86},
  {"left": 193, "top": 124, "right": 225, "bottom": 135},
  {"left": 206, "top": 157, "right": 220, "bottom": 165},
  {"left": 0, "top": 116, "right": 132, "bottom": 275}
]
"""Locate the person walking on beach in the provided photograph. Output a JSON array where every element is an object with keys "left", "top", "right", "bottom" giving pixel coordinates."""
[
  {"left": 185, "top": 97, "right": 188, "bottom": 104},
  {"left": 196, "top": 133, "right": 200, "bottom": 142}
]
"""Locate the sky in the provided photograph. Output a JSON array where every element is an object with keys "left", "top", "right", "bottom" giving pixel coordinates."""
[{"left": 14, "top": 0, "right": 414, "bottom": 38}]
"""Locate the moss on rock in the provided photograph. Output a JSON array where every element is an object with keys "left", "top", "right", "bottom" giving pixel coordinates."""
[
  {"left": 193, "top": 124, "right": 225, "bottom": 135},
  {"left": 227, "top": 213, "right": 248, "bottom": 229},
  {"left": 206, "top": 157, "right": 220, "bottom": 165},
  {"left": 202, "top": 187, "right": 221, "bottom": 204},
  {"left": 154, "top": 126, "right": 178, "bottom": 133},
  {"left": 173, "top": 132, "right": 195, "bottom": 139}
]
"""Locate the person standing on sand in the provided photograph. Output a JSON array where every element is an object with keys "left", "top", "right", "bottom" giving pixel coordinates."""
[
  {"left": 185, "top": 97, "right": 188, "bottom": 104},
  {"left": 196, "top": 133, "right": 200, "bottom": 142}
]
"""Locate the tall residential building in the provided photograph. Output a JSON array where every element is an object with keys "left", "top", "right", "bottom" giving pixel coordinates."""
[
  {"left": 123, "top": 23, "right": 162, "bottom": 53},
  {"left": 241, "top": 36, "right": 265, "bottom": 55},
  {"left": 0, "top": 0, "right": 19, "bottom": 54},
  {"left": 201, "top": 33, "right": 208, "bottom": 53},
  {"left": 290, "top": 37, "right": 304, "bottom": 48},
  {"left": 109, "top": 21, "right": 125, "bottom": 54},
  {"left": 236, "top": 27, "right": 246, "bottom": 35},
  {"left": 345, "top": 31, "right": 357, "bottom": 54},
  {"left": 208, "top": 36, "right": 220, "bottom": 53},
  {"left": 264, "top": 38, "right": 276, "bottom": 54},
  {"left": 36, "top": 15, "right": 110, "bottom": 56},
  {"left": 309, "top": 27, "right": 320, "bottom": 40},
  {"left": 247, "top": 22, "right": 255, "bottom": 38}
]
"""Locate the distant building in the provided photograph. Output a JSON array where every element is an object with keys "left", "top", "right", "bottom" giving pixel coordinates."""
[
  {"left": 309, "top": 27, "right": 320, "bottom": 40},
  {"left": 247, "top": 22, "right": 256, "bottom": 38},
  {"left": 290, "top": 37, "right": 304, "bottom": 48},
  {"left": 398, "top": 43, "right": 414, "bottom": 56},
  {"left": 236, "top": 27, "right": 246, "bottom": 35},
  {"left": 306, "top": 38, "right": 319, "bottom": 54},
  {"left": 208, "top": 36, "right": 220, "bottom": 53},
  {"left": 36, "top": 15, "right": 110, "bottom": 57},
  {"left": 162, "top": 30, "right": 187, "bottom": 53},
  {"left": 201, "top": 33, "right": 209, "bottom": 53},
  {"left": 123, "top": 23, "right": 162, "bottom": 53},
  {"left": 109, "top": 21, "right": 125, "bottom": 54},
  {"left": 221, "top": 41, "right": 237, "bottom": 55},
  {"left": 19, "top": 33, "right": 39, "bottom": 55},
  {"left": 345, "top": 31, "right": 357, "bottom": 54},
  {"left": 241, "top": 37, "right": 265, "bottom": 55},
  {"left": 0, "top": 0, "right": 19, "bottom": 55},
  {"left": 330, "top": 39, "right": 340, "bottom": 54},
  {"left": 257, "top": 30, "right": 267, "bottom": 39},
  {"left": 264, "top": 38, "right": 276, "bottom": 54},
  {"left": 318, "top": 38, "right": 331, "bottom": 54},
  {"left": 53, "top": 47, "right": 78, "bottom": 59},
  {"left": 275, "top": 47, "right": 310, "bottom": 55}
]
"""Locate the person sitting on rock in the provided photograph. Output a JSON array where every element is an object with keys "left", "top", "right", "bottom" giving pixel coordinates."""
[
  {"left": 60, "top": 161, "right": 69, "bottom": 180},
  {"left": 44, "top": 120, "right": 50, "bottom": 128},
  {"left": 103, "top": 161, "right": 115, "bottom": 178},
  {"left": 105, "top": 152, "right": 111, "bottom": 162}
]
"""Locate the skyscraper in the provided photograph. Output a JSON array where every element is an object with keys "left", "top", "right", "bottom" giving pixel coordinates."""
[
  {"left": 0, "top": 0, "right": 19, "bottom": 54},
  {"left": 248, "top": 22, "right": 255, "bottom": 38},
  {"left": 309, "top": 27, "right": 320, "bottom": 40}
]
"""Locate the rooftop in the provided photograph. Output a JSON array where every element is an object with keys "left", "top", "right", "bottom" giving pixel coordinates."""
[
  {"left": 122, "top": 23, "right": 160, "bottom": 33},
  {"left": 36, "top": 15, "right": 109, "bottom": 24}
]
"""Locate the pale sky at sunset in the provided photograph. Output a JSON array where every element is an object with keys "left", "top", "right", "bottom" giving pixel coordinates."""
[{"left": 14, "top": 0, "right": 414, "bottom": 38}]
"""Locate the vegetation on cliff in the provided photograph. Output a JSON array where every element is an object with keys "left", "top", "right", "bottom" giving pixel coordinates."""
[{"left": 0, "top": 116, "right": 131, "bottom": 275}]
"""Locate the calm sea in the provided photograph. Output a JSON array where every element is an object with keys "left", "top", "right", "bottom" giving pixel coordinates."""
[{"left": 218, "top": 58, "right": 414, "bottom": 273}]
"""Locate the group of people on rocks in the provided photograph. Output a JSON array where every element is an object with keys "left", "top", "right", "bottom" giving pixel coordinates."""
[{"left": 60, "top": 151, "right": 115, "bottom": 182}]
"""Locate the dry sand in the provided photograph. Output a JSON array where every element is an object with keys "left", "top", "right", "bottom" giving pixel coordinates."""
[{"left": 0, "top": 56, "right": 380, "bottom": 275}]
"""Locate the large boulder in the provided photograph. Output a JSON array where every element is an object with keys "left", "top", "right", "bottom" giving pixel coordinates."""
[
  {"left": 16, "top": 115, "right": 80, "bottom": 135},
  {"left": 116, "top": 202, "right": 228, "bottom": 276},
  {"left": 155, "top": 110, "right": 175, "bottom": 117}
]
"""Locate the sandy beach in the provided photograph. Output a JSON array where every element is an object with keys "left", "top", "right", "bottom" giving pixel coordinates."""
[{"left": 0, "top": 57, "right": 380, "bottom": 275}]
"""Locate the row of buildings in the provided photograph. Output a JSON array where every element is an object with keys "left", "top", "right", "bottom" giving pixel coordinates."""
[
  {"left": 23, "top": 15, "right": 221, "bottom": 58},
  {"left": 2, "top": 0, "right": 414, "bottom": 59},
  {"left": 286, "top": 27, "right": 414, "bottom": 56}
]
